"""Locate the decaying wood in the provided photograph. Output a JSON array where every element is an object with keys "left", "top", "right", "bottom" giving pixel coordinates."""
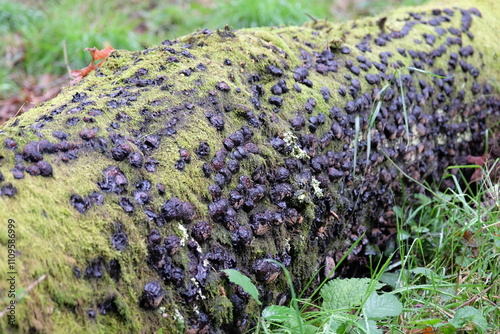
[{"left": 0, "top": 0, "right": 499, "bottom": 332}]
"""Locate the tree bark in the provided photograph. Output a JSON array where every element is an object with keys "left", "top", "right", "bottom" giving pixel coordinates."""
[{"left": 1, "top": 0, "right": 499, "bottom": 332}]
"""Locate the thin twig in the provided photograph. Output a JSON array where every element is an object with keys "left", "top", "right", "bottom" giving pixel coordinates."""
[
  {"left": 456, "top": 279, "right": 497, "bottom": 309},
  {"left": 0, "top": 274, "right": 47, "bottom": 318},
  {"left": 62, "top": 40, "right": 72, "bottom": 77},
  {"left": 305, "top": 12, "right": 318, "bottom": 23}
]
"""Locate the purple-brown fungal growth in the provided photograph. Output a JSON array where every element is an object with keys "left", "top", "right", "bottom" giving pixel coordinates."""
[{"left": 0, "top": 2, "right": 499, "bottom": 333}]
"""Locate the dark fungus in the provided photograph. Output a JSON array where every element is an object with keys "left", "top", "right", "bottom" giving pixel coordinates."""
[
  {"left": 129, "top": 152, "right": 144, "bottom": 168},
  {"left": 232, "top": 225, "right": 253, "bottom": 247},
  {"left": 139, "top": 281, "right": 164, "bottom": 309},
  {"left": 228, "top": 190, "right": 244, "bottom": 210},
  {"left": 89, "top": 192, "right": 104, "bottom": 205},
  {"left": 111, "top": 142, "right": 132, "bottom": 161},
  {"left": 338, "top": 86, "right": 346, "bottom": 97},
  {"left": 85, "top": 257, "right": 104, "bottom": 279},
  {"left": 4, "top": 138, "right": 18, "bottom": 150},
  {"left": 164, "top": 235, "right": 181, "bottom": 255},
  {"left": 179, "top": 148, "right": 191, "bottom": 163},
  {"left": 267, "top": 65, "right": 284, "bottom": 76},
  {"left": 108, "top": 259, "right": 121, "bottom": 282},
  {"left": 26, "top": 164, "right": 40, "bottom": 176},
  {"left": 195, "top": 141, "right": 210, "bottom": 157},
  {"left": 253, "top": 259, "right": 280, "bottom": 283},
  {"left": 98, "top": 166, "right": 128, "bottom": 194},
  {"left": 216, "top": 81, "right": 231, "bottom": 92},
  {"left": 208, "top": 114, "right": 225, "bottom": 131},
  {"left": 208, "top": 184, "right": 222, "bottom": 201},
  {"left": 0, "top": 183, "right": 17, "bottom": 197},
  {"left": 134, "top": 190, "right": 150, "bottom": 205},
  {"left": 320, "top": 86, "right": 331, "bottom": 102},
  {"left": 161, "top": 197, "right": 196, "bottom": 223},
  {"left": 70, "top": 194, "right": 91, "bottom": 213},
  {"left": 112, "top": 231, "right": 128, "bottom": 251},
  {"left": 36, "top": 161, "right": 53, "bottom": 177},
  {"left": 22, "top": 141, "right": 43, "bottom": 162},
  {"left": 349, "top": 66, "right": 360, "bottom": 75},
  {"left": 191, "top": 221, "right": 212, "bottom": 242},
  {"left": 208, "top": 198, "right": 229, "bottom": 223},
  {"left": 268, "top": 96, "right": 283, "bottom": 107},
  {"left": 119, "top": 197, "right": 135, "bottom": 213}
]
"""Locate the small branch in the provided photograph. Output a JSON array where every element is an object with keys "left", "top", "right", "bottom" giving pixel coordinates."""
[
  {"left": 305, "top": 12, "right": 318, "bottom": 23},
  {"left": 456, "top": 280, "right": 497, "bottom": 309},
  {"left": 0, "top": 274, "right": 47, "bottom": 318},
  {"left": 63, "top": 40, "right": 72, "bottom": 77}
]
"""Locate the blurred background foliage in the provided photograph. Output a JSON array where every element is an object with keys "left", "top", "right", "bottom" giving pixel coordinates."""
[{"left": 0, "top": 0, "right": 426, "bottom": 122}]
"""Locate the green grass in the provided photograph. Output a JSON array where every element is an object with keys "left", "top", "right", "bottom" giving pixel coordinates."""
[
  {"left": 0, "top": 0, "right": 427, "bottom": 99},
  {"left": 387, "top": 157, "right": 500, "bottom": 333},
  {"left": 222, "top": 159, "right": 499, "bottom": 333}
]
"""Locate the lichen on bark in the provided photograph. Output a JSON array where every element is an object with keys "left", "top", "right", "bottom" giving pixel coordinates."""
[{"left": 1, "top": 0, "right": 499, "bottom": 333}]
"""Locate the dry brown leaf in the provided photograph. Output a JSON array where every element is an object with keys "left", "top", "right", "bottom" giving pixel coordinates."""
[
  {"left": 70, "top": 46, "right": 114, "bottom": 84},
  {"left": 84, "top": 46, "right": 114, "bottom": 62},
  {"left": 70, "top": 62, "right": 96, "bottom": 84}
]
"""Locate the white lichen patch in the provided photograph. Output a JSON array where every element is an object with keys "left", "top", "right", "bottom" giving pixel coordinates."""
[
  {"left": 311, "top": 176, "right": 324, "bottom": 198},
  {"left": 283, "top": 131, "right": 309, "bottom": 160},
  {"left": 455, "top": 129, "right": 471, "bottom": 143},
  {"left": 177, "top": 223, "right": 189, "bottom": 247}
]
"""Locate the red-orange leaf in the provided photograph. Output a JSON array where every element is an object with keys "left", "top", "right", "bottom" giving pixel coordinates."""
[
  {"left": 465, "top": 153, "right": 489, "bottom": 182},
  {"left": 70, "top": 62, "right": 96, "bottom": 84},
  {"left": 85, "top": 46, "right": 114, "bottom": 62},
  {"left": 70, "top": 46, "right": 114, "bottom": 85}
]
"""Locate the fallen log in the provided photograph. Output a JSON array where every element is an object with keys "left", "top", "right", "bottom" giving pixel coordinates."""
[{"left": 1, "top": 0, "right": 499, "bottom": 332}]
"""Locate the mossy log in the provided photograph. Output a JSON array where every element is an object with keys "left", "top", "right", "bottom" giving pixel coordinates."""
[{"left": 1, "top": 0, "right": 499, "bottom": 333}]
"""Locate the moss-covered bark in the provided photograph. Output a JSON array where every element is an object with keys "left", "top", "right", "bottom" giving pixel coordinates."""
[{"left": 1, "top": 0, "right": 499, "bottom": 332}]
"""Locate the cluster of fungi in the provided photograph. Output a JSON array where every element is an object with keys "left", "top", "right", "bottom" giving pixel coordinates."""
[{"left": 0, "top": 4, "right": 498, "bottom": 333}]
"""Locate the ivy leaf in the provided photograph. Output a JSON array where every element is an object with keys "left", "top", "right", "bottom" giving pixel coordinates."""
[
  {"left": 363, "top": 293, "right": 402, "bottom": 320},
  {"left": 222, "top": 269, "right": 261, "bottom": 305},
  {"left": 320, "top": 278, "right": 384, "bottom": 310}
]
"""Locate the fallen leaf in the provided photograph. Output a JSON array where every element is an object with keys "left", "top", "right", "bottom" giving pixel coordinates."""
[
  {"left": 70, "top": 46, "right": 114, "bottom": 84},
  {"left": 84, "top": 46, "right": 114, "bottom": 62},
  {"left": 465, "top": 153, "right": 489, "bottom": 183},
  {"left": 70, "top": 62, "right": 95, "bottom": 84}
]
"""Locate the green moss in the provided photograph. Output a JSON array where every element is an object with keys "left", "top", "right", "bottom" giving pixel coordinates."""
[
  {"left": 208, "top": 295, "right": 233, "bottom": 326},
  {"left": 0, "top": 0, "right": 499, "bottom": 332}
]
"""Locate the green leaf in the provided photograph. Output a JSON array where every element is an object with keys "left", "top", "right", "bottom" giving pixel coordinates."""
[
  {"left": 379, "top": 272, "right": 400, "bottom": 289},
  {"left": 355, "top": 318, "right": 383, "bottom": 334},
  {"left": 320, "top": 278, "right": 384, "bottom": 310},
  {"left": 412, "top": 318, "right": 444, "bottom": 326},
  {"left": 222, "top": 269, "right": 261, "bottom": 305},
  {"left": 363, "top": 293, "right": 402, "bottom": 320},
  {"left": 303, "top": 324, "right": 319, "bottom": 334},
  {"left": 410, "top": 267, "right": 437, "bottom": 279},
  {"left": 262, "top": 305, "right": 314, "bottom": 334},
  {"left": 398, "top": 229, "right": 411, "bottom": 241},
  {"left": 321, "top": 317, "right": 341, "bottom": 333},
  {"left": 449, "top": 306, "right": 487, "bottom": 332},
  {"left": 392, "top": 206, "right": 404, "bottom": 219},
  {"left": 262, "top": 305, "right": 294, "bottom": 323}
]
